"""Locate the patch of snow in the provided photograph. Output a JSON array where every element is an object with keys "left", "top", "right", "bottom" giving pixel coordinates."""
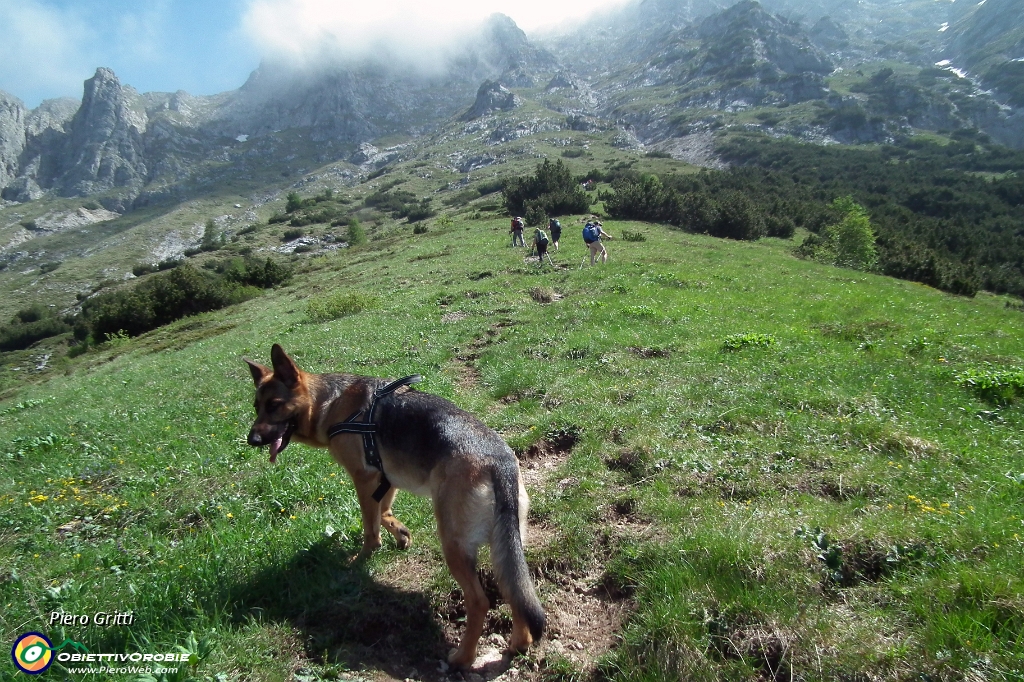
[
  {"left": 935, "top": 59, "right": 952, "bottom": 66},
  {"left": 939, "top": 22, "right": 950, "bottom": 32},
  {"left": 235, "top": 134, "right": 248, "bottom": 142}
]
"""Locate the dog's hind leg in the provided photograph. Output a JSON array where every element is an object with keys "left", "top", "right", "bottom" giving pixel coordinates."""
[
  {"left": 378, "top": 486, "right": 412, "bottom": 550},
  {"left": 439, "top": 536, "right": 488, "bottom": 670},
  {"left": 434, "top": 479, "right": 491, "bottom": 669}
]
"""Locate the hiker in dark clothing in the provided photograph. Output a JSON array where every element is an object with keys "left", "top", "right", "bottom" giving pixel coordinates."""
[
  {"left": 548, "top": 217, "right": 562, "bottom": 251},
  {"left": 533, "top": 227, "right": 554, "bottom": 267}
]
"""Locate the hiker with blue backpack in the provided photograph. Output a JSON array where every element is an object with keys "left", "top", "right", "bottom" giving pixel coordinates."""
[
  {"left": 548, "top": 217, "right": 562, "bottom": 251},
  {"left": 582, "top": 218, "right": 613, "bottom": 266}
]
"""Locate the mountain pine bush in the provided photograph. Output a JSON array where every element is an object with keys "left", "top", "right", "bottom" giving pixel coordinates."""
[
  {"left": 502, "top": 159, "right": 591, "bottom": 217},
  {"left": 80, "top": 264, "right": 260, "bottom": 339},
  {"left": 0, "top": 305, "right": 71, "bottom": 351}
]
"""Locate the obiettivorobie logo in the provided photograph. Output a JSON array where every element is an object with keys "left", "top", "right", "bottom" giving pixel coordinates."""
[
  {"left": 11, "top": 632, "right": 190, "bottom": 676},
  {"left": 11, "top": 632, "right": 87, "bottom": 675}
]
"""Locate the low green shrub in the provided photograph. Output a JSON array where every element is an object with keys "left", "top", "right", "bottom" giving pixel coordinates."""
[
  {"left": 476, "top": 179, "right": 504, "bottom": 195},
  {"left": 443, "top": 189, "right": 481, "bottom": 207},
  {"left": 956, "top": 366, "right": 1024, "bottom": 404},
  {"left": 133, "top": 259, "right": 182, "bottom": 277},
  {"left": 81, "top": 264, "right": 260, "bottom": 339},
  {"left": 221, "top": 257, "right": 293, "bottom": 288},
  {"left": 0, "top": 316, "right": 71, "bottom": 351},
  {"left": 524, "top": 203, "right": 546, "bottom": 226},
  {"left": 722, "top": 333, "right": 777, "bottom": 351},
  {"left": 405, "top": 199, "right": 435, "bottom": 223},
  {"left": 306, "top": 292, "right": 380, "bottom": 322}
]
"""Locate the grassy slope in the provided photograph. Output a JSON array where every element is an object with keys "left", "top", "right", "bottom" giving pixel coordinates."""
[{"left": 1, "top": 215, "right": 1022, "bottom": 681}]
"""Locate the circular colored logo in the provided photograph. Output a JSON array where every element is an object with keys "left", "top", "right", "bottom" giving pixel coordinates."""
[{"left": 11, "top": 632, "right": 54, "bottom": 674}]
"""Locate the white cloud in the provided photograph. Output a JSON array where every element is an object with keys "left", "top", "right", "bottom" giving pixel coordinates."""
[
  {"left": 0, "top": 0, "right": 631, "bottom": 106},
  {"left": 0, "top": 1, "right": 98, "bottom": 104},
  {"left": 242, "top": 0, "right": 628, "bottom": 68}
]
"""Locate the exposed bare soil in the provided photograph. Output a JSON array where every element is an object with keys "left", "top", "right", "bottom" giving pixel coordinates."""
[{"left": 298, "top": 428, "right": 632, "bottom": 682}]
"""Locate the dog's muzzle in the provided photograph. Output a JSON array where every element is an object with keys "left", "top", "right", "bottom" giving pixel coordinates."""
[{"left": 247, "top": 421, "right": 295, "bottom": 464}]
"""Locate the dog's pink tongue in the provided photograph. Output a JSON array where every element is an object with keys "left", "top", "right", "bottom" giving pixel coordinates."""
[{"left": 269, "top": 437, "right": 283, "bottom": 464}]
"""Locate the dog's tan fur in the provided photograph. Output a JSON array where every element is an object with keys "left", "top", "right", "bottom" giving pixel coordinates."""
[{"left": 244, "top": 345, "right": 544, "bottom": 669}]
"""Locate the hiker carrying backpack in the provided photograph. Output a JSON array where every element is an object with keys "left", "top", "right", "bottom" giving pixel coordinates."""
[
  {"left": 510, "top": 216, "right": 525, "bottom": 247},
  {"left": 548, "top": 218, "right": 562, "bottom": 250},
  {"left": 582, "top": 220, "right": 612, "bottom": 266},
  {"left": 534, "top": 228, "right": 553, "bottom": 267}
]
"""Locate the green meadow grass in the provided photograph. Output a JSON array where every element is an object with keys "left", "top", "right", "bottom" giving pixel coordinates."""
[{"left": 1, "top": 216, "right": 1022, "bottom": 680}]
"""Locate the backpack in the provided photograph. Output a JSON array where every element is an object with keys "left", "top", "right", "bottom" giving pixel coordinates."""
[
  {"left": 549, "top": 218, "right": 560, "bottom": 230},
  {"left": 513, "top": 217, "right": 524, "bottom": 230},
  {"left": 535, "top": 229, "right": 549, "bottom": 247},
  {"left": 582, "top": 223, "right": 600, "bottom": 243}
]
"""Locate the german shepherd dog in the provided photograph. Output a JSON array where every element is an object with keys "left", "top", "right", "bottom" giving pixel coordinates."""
[{"left": 244, "top": 345, "right": 544, "bottom": 668}]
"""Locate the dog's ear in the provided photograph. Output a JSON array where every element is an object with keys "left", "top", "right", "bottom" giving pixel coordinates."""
[
  {"left": 244, "top": 358, "right": 272, "bottom": 386},
  {"left": 270, "top": 343, "right": 301, "bottom": 388}
]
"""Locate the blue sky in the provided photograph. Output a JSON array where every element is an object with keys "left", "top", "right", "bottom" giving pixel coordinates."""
[
  {"left": 0, "top": 0, "right": 258, "bottom": 107},
  {"left": 0, "top": 0, "right": 627, "bottom": 108}
]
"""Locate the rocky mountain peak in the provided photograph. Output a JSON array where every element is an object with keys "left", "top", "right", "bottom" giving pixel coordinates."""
[
  {"left": 480, "top": 13, "right": 559, "bottom": 75},
  {"left": 808, "top": 16, "right": 849, "bottom": 51},
  {"left": 0, "top": 91, "right": 27, "bottom": 189},
  {"left": 949, "top": 0, "right": 1024, "bottom": 66},
  {"left": 693, "top": 0, "right": 833, "bottom": 78},
  {"left": 486, "top": 14, "right": 531, "bottom": 53},
  {"left": 24, "top": 98, "right": 79, "bottom": 137},
  {"left": 57, "top": 67, "right": 149, "bottom": 200},
  {"left": 461, "top": 80, "right": 521, "bottom": 121},
  {"left": 946, "top": 0, "right": 1024, "bottom": 107}
]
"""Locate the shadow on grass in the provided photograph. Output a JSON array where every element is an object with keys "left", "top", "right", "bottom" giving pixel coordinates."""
[{"left": 222, "top": 539, "right": 446, "bottom": 678}]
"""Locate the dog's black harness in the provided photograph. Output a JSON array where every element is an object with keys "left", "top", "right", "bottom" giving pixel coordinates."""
[{"left": 326, "top": 374, "right": 422, "bottom": 502}]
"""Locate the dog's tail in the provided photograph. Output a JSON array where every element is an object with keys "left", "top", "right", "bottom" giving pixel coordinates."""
[{"left": 490, "top": 459, "right": 546, "bottom": 643}]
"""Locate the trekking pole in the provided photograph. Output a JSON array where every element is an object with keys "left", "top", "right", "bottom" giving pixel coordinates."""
[{"left": 578, "top": 254, "right": 588, "bottom": 270}]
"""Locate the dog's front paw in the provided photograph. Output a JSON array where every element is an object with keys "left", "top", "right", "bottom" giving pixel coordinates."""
[
  {"left": 350, "top": 537, "right": 381, "bottom": 564},
  {"left": 395, "top": 526, "right": 412, "bottom": 550},
  {"left": 447, "top": 646, "right": 477, "bottom": 671}
]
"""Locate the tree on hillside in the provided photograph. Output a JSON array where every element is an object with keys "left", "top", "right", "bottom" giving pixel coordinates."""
[
  {"left": 827, "top": 196, "right": 878, "bottom": 270},
  {"left": 800, "top": 196, "right": 878, "bottom": 271},
  {"left": 502, "top": 159, "right": 591, "bottom": 220}
]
